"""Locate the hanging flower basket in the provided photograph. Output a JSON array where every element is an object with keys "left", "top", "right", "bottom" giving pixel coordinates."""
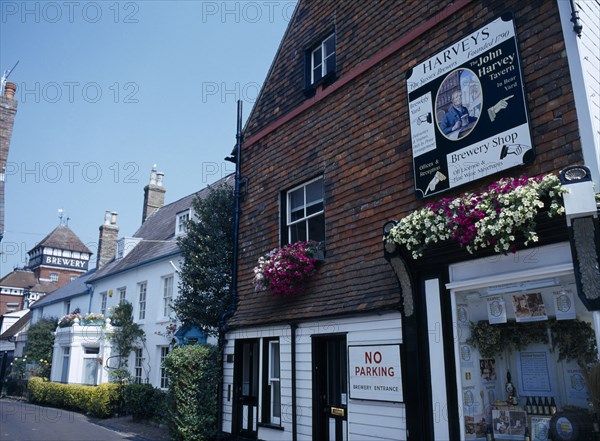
[
  {"left": 253, "top": 241, "right": 321, "bottom": 297},
  {"left": 385, "top": 174, "right": 566, "bottom": 259}
]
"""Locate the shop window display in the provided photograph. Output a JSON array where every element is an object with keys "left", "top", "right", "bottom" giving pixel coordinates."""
[{"left": 453, "top": 273, "right": 598, "bottom": 440}]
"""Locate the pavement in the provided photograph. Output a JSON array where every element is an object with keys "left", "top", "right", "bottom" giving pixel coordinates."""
[{"left": 88, "top": 415, "right": 171, "bottom": 441}]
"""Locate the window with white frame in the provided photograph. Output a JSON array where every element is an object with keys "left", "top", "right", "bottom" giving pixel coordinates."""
[
  {"left": 134, "top": 348, "right": 144, "bottom": 384},
  {"left": 160, "top": 346, "right": 170, "bottom": 389},
  {"left": 262, "top": 339, "right": 281, "bottom": 425},
  {"left": 118, "top": 287, "right": 127, "bottom": 304},
  {"left": 64, "top": 300, "right": 71, "bottom": 315},
  {"left": 100, "top": 292, "right": 107, "bottom": 316},
  {"left": 162, "top": 275, "right": 174, "bottom": 317},
  {"left": 176, "top": 210, "right": 190, "bottom": 235},
  {"left": 82, "top": 347, "right": 100, "bottom": 385},
  {"left": 61, "top": 347, "right": 70, "bottom": 383},
  {"left": 49, "top": 272, "right": 59, "bottom": 282},
  {"left": 138, "top": 282, "right": 147, "bottom": 320},
  {"left": 309, "top": 34, "right": 336, "bottom": 86},
  {"left": 117, "top": 239, "right": 124, "bottom": 259},
  {"left": 286, "top": 177, "right": 325, "bottom": 244}
]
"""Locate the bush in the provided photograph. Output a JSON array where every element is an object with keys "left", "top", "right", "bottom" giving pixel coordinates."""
[
  {"left": 28, "top": 377, "right": 119, "bottom": 418},
  {"left": 4, "top": 378, "right": 27, "bottom": 397},
  {"left": 123, "top": 383, "right": 167, "bottom": 421},
  {"left": 163, "top": 344, "right": 220, "bottom": 441}
]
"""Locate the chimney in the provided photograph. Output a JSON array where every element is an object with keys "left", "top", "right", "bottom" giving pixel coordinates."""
[
  {"left": 4, "top": 82, "right": 17, "bottom": 100},
  {"left": 142, "top": 165, "right": 166, "bottom": 223},
  {"left": 0, "top": 81, "right": 18, "bottom": 244},
  {"left": 97, "top": 210, "right": 119, "bottom": 269}
]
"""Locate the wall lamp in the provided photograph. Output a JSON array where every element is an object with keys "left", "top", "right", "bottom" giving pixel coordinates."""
[{"left": 560, "top": 165, "right": 600, "bottom": 310}]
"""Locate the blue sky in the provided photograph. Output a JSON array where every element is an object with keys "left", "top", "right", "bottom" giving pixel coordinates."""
[{"left": 0, "top": 1, "right": 295, "bottom": 277}]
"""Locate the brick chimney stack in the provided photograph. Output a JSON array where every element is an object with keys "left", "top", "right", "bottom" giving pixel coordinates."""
[
  {"left": 142, "top": 165, "right": 166, "bottom": 223},
  {"left": 0, "top": 81, "right": 18, "bottom": 243},
  {"left": 97, "top": 210, "right": 119, "bottom": 269}
]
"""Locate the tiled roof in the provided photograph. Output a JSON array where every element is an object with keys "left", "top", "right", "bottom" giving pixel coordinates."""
[
  {"left": 89, "top": 174, "right": 234, "bottom": 282},
  {"left": 29, "top": 280, "right": 58, "bottom": 294},
  {"left": 29, "top": 224, "right": 92, "bottom": 255},
  {"left": 0, "top": 269, "right": 37, "bottom": 288},
  {"left": 30, "top": 269, "right": 96, "bottom": 309},
  {"left": 0, "top": 311, "right": 31, "bottom": 340},
  {"left": 226, "top": 273, "right": 402, "bottom": 329}
]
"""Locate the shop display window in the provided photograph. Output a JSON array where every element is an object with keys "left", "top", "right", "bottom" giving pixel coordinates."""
[{"left": 451, "top": 273, "right": 598, "bottom": 440}]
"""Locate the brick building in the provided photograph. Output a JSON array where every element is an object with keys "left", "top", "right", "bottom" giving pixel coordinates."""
[
  {"left": 0, "top": 80, "right": 18, "bottom": 244},
  {"left": 0, "top": 224, "right": 91, "bottom": 315},
  {"left": 221, "top": 1, "right": 599, "bottom": 440}
]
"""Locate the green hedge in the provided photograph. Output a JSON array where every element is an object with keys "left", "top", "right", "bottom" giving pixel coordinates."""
[
  {"left": 123, "top": 383, "right": 167, "bottom": 421},
  {"left": 28, "top": 377, "right": 120, "bottom": 418},
  {"left": 163, "top": 344, "right": 220, "bottom": 441}
]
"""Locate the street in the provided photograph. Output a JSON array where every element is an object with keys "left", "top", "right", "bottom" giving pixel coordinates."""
[{"left": 0, "top": 399, "right": 131, "bottom": 441}]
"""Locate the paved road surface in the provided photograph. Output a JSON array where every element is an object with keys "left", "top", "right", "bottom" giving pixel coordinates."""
[{"left": 0, "top": 399, "right": 145, "bottom": 441}]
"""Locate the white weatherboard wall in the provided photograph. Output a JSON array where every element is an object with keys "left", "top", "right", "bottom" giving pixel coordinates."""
[
  {"left": 223, "top": 312, "right": 405, "bottom": 441},
  {"left": 558, "top": 0, "right": 600, "bottom": 185}
]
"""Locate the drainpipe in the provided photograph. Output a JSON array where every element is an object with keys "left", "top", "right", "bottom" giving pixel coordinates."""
[
  {"left": 291, "top": 322, "right": 298, "bottom": 441},
  {"left": 217, "top": 99, "right": 244, "bottom": 436},
  {"left": 86, "top": 284, "right": 94, "bottom": 314},
  {"left": 569, "top": 0, "right": 583, "bottom": 37}
]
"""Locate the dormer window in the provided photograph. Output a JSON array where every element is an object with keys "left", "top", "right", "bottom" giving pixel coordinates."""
[
  {"left": 116, "top": 239, "right": 125, "bottom": 260},
  {"left": 116, "top": 237, "right": 142, "bottom": 260},
  {"left": 306, "top": 33, "right": 336, "bottom": 89},
  {"left": 176, "top": 210, "right": 191, "bottom": 235}
]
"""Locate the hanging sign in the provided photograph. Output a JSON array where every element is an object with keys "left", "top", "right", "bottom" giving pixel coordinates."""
[
  {"left": 406, "top": 13, "right": 533, "bottom": 198},
  {"left": 487, "top": 296, "right": 507, "bottom": 324},
  {"left": 348, "top": 344, "right": 403, "bottom": 402},
  {"left": 553, "top": 289, "right": 576, "bottom": 320}
]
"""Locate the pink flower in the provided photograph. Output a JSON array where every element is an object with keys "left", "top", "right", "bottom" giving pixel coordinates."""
[{"left": 254, "top": 241, "right": 320, "bottom": 297}]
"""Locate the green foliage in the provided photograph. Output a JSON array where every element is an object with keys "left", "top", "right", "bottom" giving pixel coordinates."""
[
  {"left": 468, "top": 318, "right": 598, "bottom": 367},
  {"left": 163, "top": 344, "right": 221, "bottom": 441},
  {"left": 108, "top": 367, "right": 132, "bottom": 384},
  {"left": 174, "top": 183, "right": 234, "bottom": 337},
  {"left": 123, "top": 383, "right": 167, "bottom": 421},
  {"left": 108, "top": 301, "right": 145, "bottom": 371},
  {"left": 24, "top": 318, "right": 58, "bottom": 379},
  {"left": 28, "top": 377, "right": 120, "bottom": 418},
  {"left": 550, "top": 319, "right": 598, "bottom": 367}
]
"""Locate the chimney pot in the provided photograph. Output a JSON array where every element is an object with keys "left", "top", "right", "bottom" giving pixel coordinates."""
[
  {"left": 97, "top": 211, "right": 119, "bottom": 269},
  {"left": 149, "top": 165, "right": 157, "bottom": 185},
  {"left": 4, "top": 82, "right": 16, "bottom": 99},
  {"left": 142, "top": 167, "right": 166, "bottom": 223}
]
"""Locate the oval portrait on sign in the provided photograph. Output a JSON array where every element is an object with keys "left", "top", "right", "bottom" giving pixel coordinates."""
[{"left": 435, "top": 68, "right": 482, "bottom": 140}]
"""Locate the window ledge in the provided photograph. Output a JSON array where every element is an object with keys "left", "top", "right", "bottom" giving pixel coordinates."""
[
  {"left": 304, "top": 73, "right": 337, "bottom": 97},
  {"left": 258, "top": 422, "right": 284, "bottom": 431}
]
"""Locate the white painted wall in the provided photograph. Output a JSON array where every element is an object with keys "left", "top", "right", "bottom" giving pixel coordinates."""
[
  {"left": 51, "top": 322, "right": 114, "bottom": 385},
  {"left": 222, "top": 312, "right": 406, "bottom": 441},
  {"left": 89, "top": 256, "right": 183, "bottom": 388},
  {"left": 32, "top": 293, "right": 90, "bottom": 325},
  {"left": 558, "top": 0, "right": 600, "bottom": 185}
]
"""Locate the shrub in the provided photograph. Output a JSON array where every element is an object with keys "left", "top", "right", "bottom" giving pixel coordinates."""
[
  {"left": 27, "top": 377, "right": 119, "bottom": 418},
  {"left": 123, "top": 383, "right": 167, "bottom": 421},
  {"left": 163, "top": 344, "right": 220, "bottom": 441}
]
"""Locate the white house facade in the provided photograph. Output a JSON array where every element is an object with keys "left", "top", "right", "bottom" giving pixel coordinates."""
[{"left": 42, "top": 168, "right": 231, "bottom": 388}]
